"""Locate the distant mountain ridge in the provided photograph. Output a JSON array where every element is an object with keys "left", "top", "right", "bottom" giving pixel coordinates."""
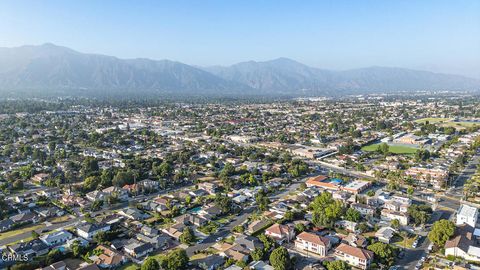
[{"left": 0, "top": 43, "right": 478, "bottom": 97}]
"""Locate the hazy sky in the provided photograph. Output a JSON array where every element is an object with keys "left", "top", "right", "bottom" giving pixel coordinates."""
[{"left": 1, "top": 0, "right": 479, "bottom": 78}]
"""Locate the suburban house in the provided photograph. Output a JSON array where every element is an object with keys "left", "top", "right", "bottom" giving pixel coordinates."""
[
  {"left": 264, "top": 223, "right": 295, "bottom": 244},
  {"left": 102, "top": 186, "right": 129, "bottom": 201},
  {"left": 247, "top": 219, "right": 271, "bottom": 235},
  {"left": 77, "top": 223, "right": 111, "bottom": 240},
  {"left": 456, "top": 204, "right": 478, "bottom": 227},
  {"left": 92, "top": 245, "right": 127, "bottom": 268},
  {"left": 375, "top": 227, "right": 396, "bottom": 244},
  {"left": 40, "top": 261, "right": 69, "bottom": 270},
  {"left": 351, "top": 203, "right": 375, "bottom": 216},
  {"left": 86, "top": 190, "right": 107, "bottom": 202},
  {"left": 444, "top": 224, "right": 480, "bottom": 262},
  {"left": 31, "top": 173, "right": 49, "bottom": 184},
  {"left": 136, "top": 233, "right": 170, "bottom": 250},
  {"left": 198, "top": 182, "right": 219, "bottom": 194},
  {"left": 334, "top": 243, "right": 374, "bottom": 270},
  {"left": 294, "top": 231, "right": 331, "bottom": 257},
  {"left": 380, "top": 209, "right": 409, "bottom": 226},
  {"left": 174, "top": 213, "right": 208, "bottom": 227},
  {"left": 8, "top": 239, "right": 49, "bottom": 259},
  {"left": 234, "top": 235, "right": 264, "bottom": 251},
  {"left": 0, "top": 219, "right": 14, "bottom": 232},
  {"left": 123, "top": 239, "right": 154, "bottom": 258},
  {"left": 118, "top": 208, "right": 149, "bottom": 221},
  {"left": 40, "top": 230, "right": 73, "bottom": 247},
  {"left": 11, "top": 212, "right": 39, "bottom": 224}
]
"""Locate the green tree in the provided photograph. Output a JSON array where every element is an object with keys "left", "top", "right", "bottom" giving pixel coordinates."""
[
  {"left": 215, "top": 194, "right": 232, "bottom": 214},
  {"left": 390, "top": 219, "right": 400, "bottom": 230},
  {"left": 159, "top": 249, "right": 189, "bottom": 270},
  {"left": 31, "top": 231, "right": 40, "bottom": 239},
  {"left": 45, "top": 249, "right": 62, "bottom": 265},
  {"left": 324, "top": 260, "right": 350, "bottom": 270},
  {"left": 258, "top": 234, "right": 276, "bottom": 252},
  {"left": 83, "top": 176, "right": 101, "bottom": 192},
  {"left": 428, "top": 220, "right": 455, "bottom": 247},
  {"left": 377, "top": 143, "right": 390, "bottom": 155},
  {"left": 269, "top": 246, "right": 292, "bottom": 270},
  {"left": 345, "top": 208, "right": 361, "bottom": 222},
  {"left": 367, "top": 242, "right": 396, "bottom": 267},
  {"left": 179, "top": 227, "right": 196, "bottom": 245},
  {"left": 141, "top": 258, "right": 160, "bottom": 270},
  {"left": 251, "top": 247, "right": 264, "bottom": 261},
  {"left": 71, "top": 240, "right": 84, "bottom": 257}
]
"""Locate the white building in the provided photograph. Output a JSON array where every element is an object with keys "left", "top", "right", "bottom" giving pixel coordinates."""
[
  {"left": 40, "top": 230, "right": 73, "bottom": 246},
  {"left": 456, "top": 204, "right": 478, "bottom": 227},
  {"left": 76, "top": 223, "right": 111, "bottom": 240}
]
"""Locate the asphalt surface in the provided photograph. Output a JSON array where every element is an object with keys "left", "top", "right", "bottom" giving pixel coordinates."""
[{"left": 446, "top": 152, "right": 480, "bottom": 199}]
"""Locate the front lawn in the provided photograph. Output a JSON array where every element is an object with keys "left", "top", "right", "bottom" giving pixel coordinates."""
[{"left": 394, "top": 235, "right": 417, "bottom": 248}]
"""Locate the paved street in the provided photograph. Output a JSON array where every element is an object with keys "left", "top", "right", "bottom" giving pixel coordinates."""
[
  {"left": 447, "top": 152, "right": 480, "bottom": 199},
  {"left": 397, "top": 210, "right": 452, "bottom": 270}
]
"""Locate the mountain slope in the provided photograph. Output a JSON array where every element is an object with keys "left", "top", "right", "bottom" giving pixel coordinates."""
[
  {"left": 0, "top": 43, "right": 478, "bottom": 97},
  {"left": 206, "top": 59, "right": 480, "bottom": 95},
  {"left": 0, "top": 43, "right": 251, "bottom": 96}
]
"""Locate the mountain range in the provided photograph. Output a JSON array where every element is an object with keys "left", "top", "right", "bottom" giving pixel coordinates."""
[{"left": 0, "top": 43, "right": 478, "bottom": 97}]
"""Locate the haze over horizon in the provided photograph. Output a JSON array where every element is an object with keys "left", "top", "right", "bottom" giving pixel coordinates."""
[{"left": 1, "top": 0, "right": 479, "bottom": 79}]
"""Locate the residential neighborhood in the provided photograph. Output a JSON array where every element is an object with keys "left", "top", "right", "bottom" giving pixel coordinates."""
[{"left": 0, "top": 95, "right": 479, "bottom": 270}]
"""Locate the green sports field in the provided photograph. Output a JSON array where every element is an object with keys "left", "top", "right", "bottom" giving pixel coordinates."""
[
  {"left": 361, "top": 143, "right": 417, "bottom": 154},
  {"left": 415, "top": 118, "right": 479, "bottom": 127}
]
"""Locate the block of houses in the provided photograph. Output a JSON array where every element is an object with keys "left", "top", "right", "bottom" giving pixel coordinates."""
[
  {"left": 456, "top": 204, "right": 478, "bottom": 227},
  {"left": 76, "top": 222, "right": 111, "bottom": 240},
  {"left": 405, "top": 166, "right": 448, "bottom": 188},
  {"left": 334, "top": 243, "right": 374, "bottom": 270},
  {"left": 294, "top": 231, "right": 331, "bottom": 257},
  {"left": 264, "top": 223, "right": 295, "bottom": 244}
]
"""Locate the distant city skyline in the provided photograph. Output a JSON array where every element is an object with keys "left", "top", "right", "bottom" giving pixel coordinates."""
[{"left": 0, "top": 0, "right": 479, "bottom": 78}]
